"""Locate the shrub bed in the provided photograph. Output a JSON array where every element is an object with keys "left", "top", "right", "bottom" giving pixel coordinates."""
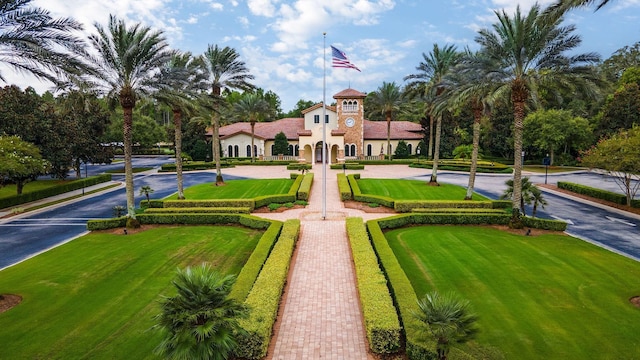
[
  {"left": 410, "top": 160, "right": 512, "bottom": 174},
  {"left": 330, "top": 163, "right": 365, "bottom": 170},
  {"left": 348, "top": 174, "right": 394, "bottom": 208},
  {"left": 337, "top": 173, "right": 352, "bottom": 200},
  {"left": 87, "top": 213, "right": 272, "bottom": 231},
  {"left": 557, "top": 181, "right": 640, "bottom": 208},
  {"left": 143, "top": 207, "right": 252, "bottom": 214},
  {"left": 158, "top": 161, "right": 234, "bottom": 172},
  {"left": 395, "top": 200, "right": 497, "bottom": 213},
  {"left": 376, "top": 214, "right": 511, "bottom": 229},
  {"left": 236, "top": 219, "right": 300, "bottom": 359},
  {"left": 411, "top": 208, "right": 506, "bottom": 214},
  {"left": 86, "top": 216, "right": 127, "bottom": 231},
  {"left": 286, "top": 162, "right": 311, "bottom": 171},
  {"left": 522, "top": 216, "right": 568, "bottom": 231},
  {"left": 162, "top": 199, "right": 255, "bottom": 210},
  {"left": 346, "top": 217, "right": 401, "bottom": 355},
  {"left": 297, "top": 173, "right": 314, "bottom": 201},
  {"left": 229, "top": 221, "right": 283, "bottom": 302},
  {"left": 0, "top": 174, "right": 112, "bottom": 209}
]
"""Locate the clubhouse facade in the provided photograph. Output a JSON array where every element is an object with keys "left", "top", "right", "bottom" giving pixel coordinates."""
[{"left": 211, "top": 88, "right": 424, "bottom": 165}]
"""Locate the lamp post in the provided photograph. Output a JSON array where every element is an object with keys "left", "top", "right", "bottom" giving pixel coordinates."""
[
  {"left": 543, "top": 154, "right": 551, "bottom": 184},
  {"left": 417, "top": 148, "right": 421, "bottom": 164}
]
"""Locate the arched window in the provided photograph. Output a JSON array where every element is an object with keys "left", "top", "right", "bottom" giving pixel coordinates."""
[
  {"left": 342, "top": 100, "right": 358, "bottom": 113},
  {"left": 407, "top": 144, "right": 413, "bottom": 155},
  {"left": 227, "top": 145, "right": 233, "bottom": 157},
  {"left": 288, "top": 144, "right": 293, "bottom": 155},
  {"left": 349, "top": 144, "right": 356, "bottom": 156},
  {"left": 367, "top": 144, "right": 372, "bottom": 156},
  {"left": 234, "top": 145, "right": 239, "bottom": 157},
  {"left": 294, "top": 145, "right": 299, "bottom": 156},
  {"left": 246, "top": 145, "right": 252, "bottom": 157},
  {"left": 345, "top": 144, "right": 350, "bottom": 157},
  {"left": 271, "top": 144, "right": 275, "bottom": 156}
]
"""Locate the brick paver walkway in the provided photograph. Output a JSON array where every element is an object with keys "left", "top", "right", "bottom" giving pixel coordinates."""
[{"left": 222, "top": 165, "right": 426, "bottom": 359}]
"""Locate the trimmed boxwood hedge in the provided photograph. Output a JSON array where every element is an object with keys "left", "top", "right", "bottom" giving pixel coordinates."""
[
  {"left": 366, "top": 220, "right": 438, "bottom": 359},
  {"left": 0, "top": 174, "right": 112, "bottom": 209},
  {"left": 337, "top": 173, "right": 352, "bottom": 200},
  {"left": 158, "top": 161, "right": 234, "bottom": 172},
  {"left": 376, "top": 213, "right": 511, "bottom": 229},
  {"left": 286, "top": 162, "right": 311, "bottom": 171},
  {"left": 236, "top": 219, "right": 300, "bottom": 359},
  {"left": 144, "top": 207, "right": 252, "bottom": 214},
  {"left": 409, "top": 160, "right": 512, "bottom": 174},
  {"left": 229, "top": 221, "right": 283, "bottom": 302},
  {"left": 162, "top": 199, "right": 256, "bottom": 210},
  {"left": 86, "top": 213, "right": 272, "bottom": 231},
  {"left": 255, "top": 194, "right": 296, "bottom": 208},
  {"left": 557, "top": 181, "right": 640, "bottom": 208},
  {"left": 330, "top": 163, "right": 365, "bottom": 170},
  {"left": 348, "top": 174, "right": 394, "bottom": 208},
  {"left": 411, "top": 208, "right": 507, "bottom": 214},
  {"left": 521, "top": 216, "right": 568, "bottom": 231},
  {"left": 297, "top": 172, "right": 314, "bottom": 201},
  {"left": 395, "top": 200, "right": 498, "bottom": 213},
  {"left": 346, "top": 217, "right": 401, "bottom": 355}
]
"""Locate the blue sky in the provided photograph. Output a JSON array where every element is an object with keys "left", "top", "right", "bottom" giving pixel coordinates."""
[{"left": 6, "top": 0, "right": 640, "bottom": 111}]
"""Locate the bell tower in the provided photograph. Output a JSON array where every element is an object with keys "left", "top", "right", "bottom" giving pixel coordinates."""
[{"left": 334, "top": 88, "right": 366, "bottom": 159}]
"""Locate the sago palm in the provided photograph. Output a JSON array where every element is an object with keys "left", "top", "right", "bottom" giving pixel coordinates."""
[
  {"left": 366, "top": 81, "right": 404, "bottom": 160},
  {"left": 0, "top": 0, "right": 85, "bottom": 84},
  {"left": 474, "top": 4, "right": 600, "bottom": 219},
  {"left": 405, "top": 44, "right": 461, "bottom": 184},
  {"left": 80, "top": 15, "right": 174, "bottom": 218},
  {"left": 154, "top": 264, "right": 249, "bottom": 360},
  {"left": 202, "top": 45, "right": 254, "bottom": 185}
]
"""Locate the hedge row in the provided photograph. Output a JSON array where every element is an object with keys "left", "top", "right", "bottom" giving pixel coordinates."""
[
  {"left": 297, "top": 173, "right": 314, "bottom": 201},
  {"left": 521, "top": 216, "right": 568, "bottom": 231},
  {"left": 286, "top": 162, "right": 311, "bottom": 170},
  {"left": 409, "top": 160, "right": 512, "bottom": 174},
  {"left": 162, "top": 199, "right": 255, "bottom": 210},
  {"left": 394, "top": 200, "right": 508, "bottom": 213},
  {"left": 229, "top": 221, "right": 283, "bottom": 302},
  {"left": 375, "top": 213, "right": 511, "bottom": 229},
  {"left": 86, "top": 213, "right": 272, "bottom": 231},
  {"left": 330, "top": 163, "right": 365, "bottom": 170},
  {"left": 158, "top": 161, "right": 234, "bottom": 172},
  {"left": 348, "top": 174, "right": 394, "bottom": 208},
  {"left": 144, "top": 207, "right": 252, "bottom": 214},
  {"left": 337, "top": 173, "right": 352, "bottom": 200},
  {"left": 557, "top": 181, "right": 640, "bottom": 208},
  {"left": 411, "top": 208, "right": 506, "bottom": 214},
  {"left": 366, "top": 220, "right": 438, "bottom": 359},
  {"left": 0, "top": 174, "right": 112, "bottom": 209},
  {"left": 346, "top": 217, "right": 401, "bottom": 355},
  {"left": 236, "top": 219, "right": 300, "bottom": 359},
  {"left": 255, "top": 194, "right": 296, "bottom": 208}
]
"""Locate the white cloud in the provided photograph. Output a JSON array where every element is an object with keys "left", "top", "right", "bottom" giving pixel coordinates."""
[
  {"left": 238, "top": 16, "right": 250, "bottom": 27},
  {"left": 187, "top": 16, "right": 198, "bottom": 24},
  {"left": 247, "top": 0, "right": 279, "bottom": 17}
]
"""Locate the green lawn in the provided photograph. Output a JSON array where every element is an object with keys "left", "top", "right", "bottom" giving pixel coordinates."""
[
  {"left": 0, "top": 226, "right": 262, "bottom": 359},
  {"left": 386, "top": 226, "right": 640, "bottom": 359},
  {"left": 167, "top": 178, "right": 294, "bottom": 200},
  {"left": 357, "top": 178, "right": 488, "bottom": 201}
]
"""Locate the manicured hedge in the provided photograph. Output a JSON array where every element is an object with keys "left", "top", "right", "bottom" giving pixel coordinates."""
[
  {"left": 255, "top": 194, "right": 296, "bottom": 208},
  {"left": 229, "top": 221, "right": 283, "bottom": 302},
  {"left": 395, "top": 200, "right": 498, "bottom": 213},
  {"left": 337, "top": 173, "right": 352, "bottom": 200},
  {"left": 143, "top": 207, "right": 252, "bottom": 214},
  {"left": 236, "top": 219, "right": 300, "bottom": 359},
  {"left": 286, "top": 162, "right": 311, "bottom": 171},
  {"left": 375, "top": 213, "right": 511, "bottom": 229},
  {"left": 557, "top": 181, "right": 640, "bottom": 208},
  {"left": 411, "top": 208, "right": 506, "bottom": 214},
  {"left": 297, "top": 173, "right": 314, "bottom": 201},
  {"left": 158, "top": 161, "right": 234, "bottom": 172},
  {"left": 409, "top": 160, "right": 512, "bottom": 174},
  {"left": 86, "top": 216, "right": 127, "bottom": 231},
  {"left": 0, "top": 174, "right": 112, "bottom": 209},
  {"left": 366, "top": 220, "right": 438, "bottom": 359},
  {"left": 521, "top": 216, "right": 568, "bottom": 231},
  {"left": 87, "top": 213, "right": 272, "bottom": 231},
  {"left": 330, "top": 163, "right": 365, "bottom": 170},
  {"left": 162, "top": 199, "right": 255, "bottom": 210},
  {"left": 348, "top": 174, "right": 394, "bottom": 208},
  {"left": 346, "top": 217, "right": 401, "bottom": 355}
]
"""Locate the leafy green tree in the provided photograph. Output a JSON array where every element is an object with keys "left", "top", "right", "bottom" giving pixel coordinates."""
[
  {"left": 233, "top": 92, "right": 272, "bottom": 162},
  {"left": 600, "top": 42, "right": 640, "bottom": 82},
  {"left": 523, "top": 109, "right": 591, "bottom": 164},
  {"left": 154, "top": 264, "right": 249, "bottom": 360},
  {"left": 281, "top": 99, "right": 316, "bottom": 118},
  {"left": 394, "top": 140, "right": 410, "bottom": 159},
  {"left": 202, "top": 45, "right": 255, "bottom": 185},
  {"left": 413, "top": 291, "right": 478, "bottom": 360},
  {"left": 0, "top": 0, "right": 85, "bottom": 84},
  {"left": 273, "top": 131, "right": 289, "bottom": 156},
  {"left": 595, "top": 81, "right": 640, "bottom": 139},
  {"left": 405, "top": 44, "right": 461, "bottom": 184},
  {"left": 104, "top": 111, "right": 165, "bottom": 149},
  {"left": 367, "top": 81, "right": 405, "bottom": 160},
  {"left": 474, "top": 4, "right": 600, "bottom": 219},
  {"left": 80, "top": 15, "right": 174, "bottom": 218},
  {"left": 0, "top": 135, "right": 50, "bottom": 194},
  {"left": 581, "top": 126, "right": 640, "bottom": 206}
]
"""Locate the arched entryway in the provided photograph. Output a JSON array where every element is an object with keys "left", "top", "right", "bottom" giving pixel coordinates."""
[{"left": 315, "top": 142, "right": 327, "bottom": 163}]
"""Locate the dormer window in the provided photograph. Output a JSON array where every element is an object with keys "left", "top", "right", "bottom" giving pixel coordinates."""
[{"left": 342, "top": 100, "right": 358, "bottom": 113}]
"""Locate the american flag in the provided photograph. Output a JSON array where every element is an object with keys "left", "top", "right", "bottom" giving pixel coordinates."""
[{"left": 331, "top": 45, "right": 361, "bottom": 72}]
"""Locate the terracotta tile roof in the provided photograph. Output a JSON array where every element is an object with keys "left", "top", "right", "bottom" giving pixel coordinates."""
[
  {"left": 333, "top": 88, "right": 367, "bottom": 98},
  {"left": 331, "top": 129, "right": 346, "bottom": 136},
  {"left": 363, "top": 120, "right": 423, "bottom": 140},
  {"left": 301, "top": 103, "right": 336, "bottom": 114}
]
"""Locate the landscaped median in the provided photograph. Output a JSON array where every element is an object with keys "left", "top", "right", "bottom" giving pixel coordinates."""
[
  {"left": 346, "top": 217, "right": 401, "bottom": 356},
  {"left": 235, "top": 219, "right": 300, "bottom": 359}
]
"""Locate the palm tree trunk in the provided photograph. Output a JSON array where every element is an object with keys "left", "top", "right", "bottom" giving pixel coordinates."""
[
  {"left": 465, "top": 106, "right": 482, "bottom": 200},
  {"left": 512, "top": 101, "right": 525, "bottom": 217},
  {"left": 213, "top": 112, "right": 223, "bottom": 184},
  {"left": 250, "top": 121, "right": 255, "bottom": 163},
  {"left": 430, "top": 115, "right": 442, "bottom": 184},
  {"left": 173, "top": 108, "right": 184, "bottom": 200},
  {"left": 123, "top": 105, "right": 135, "bottom": 217},
  {"left": 386, "top": 112, "right": 391, "bottom": 160},
  {"left": 428, "top": 114, "right": 434, "bottom": 159}
]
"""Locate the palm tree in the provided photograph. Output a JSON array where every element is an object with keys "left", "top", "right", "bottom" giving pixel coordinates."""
[
  {"left": 154, "top": 264, "right": 249, "bottom": 360},
  {"left": 530, "top": 186, "right": 548, "bottom": 218},
  {"left": 139, "top": 185, "right": 154, "bottom": 205},
  {"left": 0, "top": 0, "right": 85, "bottom": 84},
  {"left": 202, "top": 45, "right": 254, "bottom": 185},
  {"left": 474, "top": 4, "right": 600, "bottom": 220},
  {"left": 233, "top": 92, "right": 271, "bottom": 163},
  {"left": 366, "top": 81, "right": 404, "bottom": 160},
  {"left": 154, "top": 52, "right": 208, "bottom": 199},
  {"left": 405, "top": 44, "right": 461, "bottom": 185},
  {"left": 413, "top": 291, "right": 478, "bottom": 360},
  {"left": 546, "top": 0, "right": 613, "bottom": 21},
  {"left": 80, "top": 15, "right": 174, "bottom": 219},
  {"left": 501, "top": 177, "right": 547, "bottom": 217}
]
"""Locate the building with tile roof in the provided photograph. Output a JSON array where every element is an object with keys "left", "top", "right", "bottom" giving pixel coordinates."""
[{"left": 211, "top": 88, "right": 423, "bottom": 164}]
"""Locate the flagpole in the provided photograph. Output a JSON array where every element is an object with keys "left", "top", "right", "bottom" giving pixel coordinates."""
[{"left": 322, "top": 32, "right": 327, "bottom": 220}]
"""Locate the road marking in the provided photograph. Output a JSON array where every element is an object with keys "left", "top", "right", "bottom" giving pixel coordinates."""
[
  {"left": 605, "top": 216, "right": 637, "bottom": 227},
  {"left": 550, "top": 215, "right": 575, "bottom": 225}
]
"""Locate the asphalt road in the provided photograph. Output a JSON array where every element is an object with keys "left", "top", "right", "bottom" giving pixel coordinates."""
[{"left": 1, "top": 161, "right": 639, "bottom": 269}]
